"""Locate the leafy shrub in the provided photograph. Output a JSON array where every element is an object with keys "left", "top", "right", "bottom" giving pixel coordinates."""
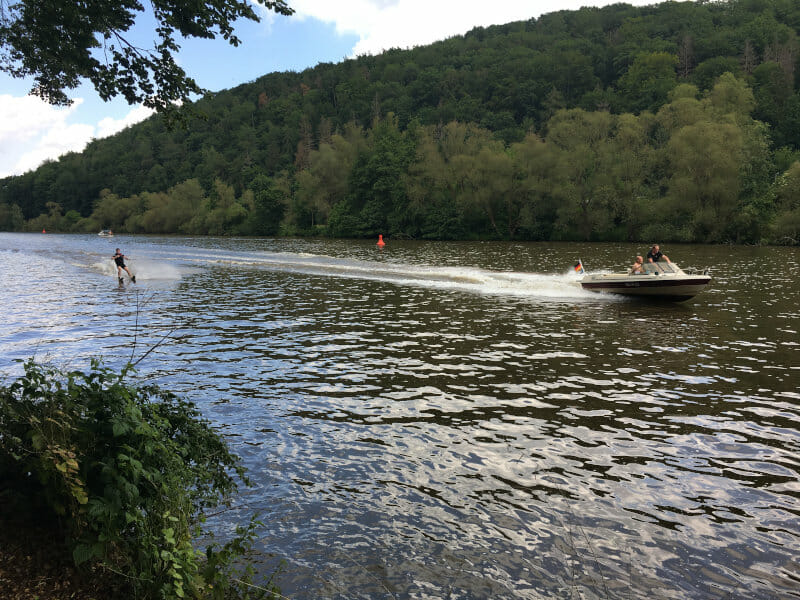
[{"left": 0, "top": 359, "right": 275, "bottom": 599}]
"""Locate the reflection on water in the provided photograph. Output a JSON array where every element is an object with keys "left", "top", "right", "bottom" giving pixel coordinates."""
[{"left": 1, "top": 233, "right": 799, "bottom": 599}]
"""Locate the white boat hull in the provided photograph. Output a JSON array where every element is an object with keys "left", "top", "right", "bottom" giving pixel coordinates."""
[{"left": 580, "top": 263, "right": 711, "bottom": 301}]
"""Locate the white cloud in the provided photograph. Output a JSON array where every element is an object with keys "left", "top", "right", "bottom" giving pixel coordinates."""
[
  {"left": 290, "top": 0, "right": 657, "bottom": 56},
  {"left": 96, "top": 105, "right": 154, "bottom": 139},
  {"left": 12, "top": 122, "right": 96, "bottom": 176},
  {"left": 0, "top": 95, "right": 82, "bottom": 144},
  {"left": 0, "top": 94, "right": 152, "bottom": 178}
]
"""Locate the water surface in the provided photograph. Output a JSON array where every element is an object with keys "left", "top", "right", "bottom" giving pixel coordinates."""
[{"left": 1, "top": 233, "right": 798, "bottom": 599}]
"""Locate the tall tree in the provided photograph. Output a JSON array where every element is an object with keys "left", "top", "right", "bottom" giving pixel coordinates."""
[
  {"left": 294, "top": 123, "right": 366, "bottom": 231},
  {"left": 616, "top": 52, "right": 678, "bottom": 114},
  {"left": 547, "top": 108, "right": 616, "bottom": 240},
  {"left": 771, "top": 161, "right": 800, "bottom": 244},
  {"left": 666, "top": 120, "right": 744, "bottom": 241},
  {"left": 463, "top": 143, "right": 515, "bottom": 238},
  {"left": 405, "top": 122, "right": 496, "bottom": 239},
  {"left": 249, "top": 174, "right": 287, "bottom": 236},
  {"left": 604, "top": 112, "right": 655, "bottom": 241},
  {"left": 0, "top": 202, "right": 24, "bottom": 230},
  {"left": 330, "top": 115, "right": 415, "bottom": 237}
]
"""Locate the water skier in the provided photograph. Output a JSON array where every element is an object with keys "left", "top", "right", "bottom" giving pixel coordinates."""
[{"left": 112, "top": 248, "right": 136, "bottom": 283}]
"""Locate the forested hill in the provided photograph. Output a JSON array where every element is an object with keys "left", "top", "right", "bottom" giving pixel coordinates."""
[{"left": 2, "top": 0, "right": 800, "bottom": 244}]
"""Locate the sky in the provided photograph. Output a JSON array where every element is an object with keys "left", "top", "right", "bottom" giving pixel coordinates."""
[{"left": 0, "top": 0, "right": 660, "bottom": 179}]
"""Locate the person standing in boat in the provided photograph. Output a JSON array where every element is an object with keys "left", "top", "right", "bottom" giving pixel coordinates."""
[
  {"left": 646, "top": 244, "right": 670, "bottom": 263},
  {"left": 112, "top": 248, "right": 136, "bottom": 283},
  {"left": 630, "top": 255, "right": 645, "bottom": 274}
]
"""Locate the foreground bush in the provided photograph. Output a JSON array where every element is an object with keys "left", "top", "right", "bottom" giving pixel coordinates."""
[{"left": 0, "top": 360, "right": 275, "bottom": 599}]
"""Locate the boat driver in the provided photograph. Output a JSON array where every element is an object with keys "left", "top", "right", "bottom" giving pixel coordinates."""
[{"left": 646, "top": 244, "right": 670, "bottom": 263}]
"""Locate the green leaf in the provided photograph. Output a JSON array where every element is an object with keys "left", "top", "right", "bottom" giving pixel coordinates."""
[
  {"left": 112, "top": 420, "right": 128, "bottom": 437},
  {"left": 70, "top": 484, "right": 89, "bottom": 505},
  {"left": 73, "top": 543, "right": 96, "bottom": 565},
  {"left": 1, "top": 359, "right": 254, "bottom": 598}
]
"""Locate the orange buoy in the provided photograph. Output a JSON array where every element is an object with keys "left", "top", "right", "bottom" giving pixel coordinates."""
[{"left": 377, "top": 234, "right": 385, "bottom": 247}]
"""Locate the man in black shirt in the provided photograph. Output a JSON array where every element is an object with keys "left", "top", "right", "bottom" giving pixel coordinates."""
[{"left": 646, "top": 244, "right": 670, "bottom": 264}]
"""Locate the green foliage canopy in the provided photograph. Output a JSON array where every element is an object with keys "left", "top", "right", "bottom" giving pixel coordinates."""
[
  {"left": 0, "top": 0, "right": 293, "bottom": 114},
  {"left": 2, "top": 0, "right": 800, "bottom": 244},
  {"left": 0, "top": 359, "right": 276, "bottom": 598}
]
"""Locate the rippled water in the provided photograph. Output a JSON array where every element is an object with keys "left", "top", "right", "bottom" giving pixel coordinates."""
[{"left": 1, "top": 233, "right": 798, "bottom": 599}]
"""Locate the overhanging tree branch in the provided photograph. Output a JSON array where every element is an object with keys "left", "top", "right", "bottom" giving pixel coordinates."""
[{"left": 0, "top": 0, "right": 293, "bottom": 118}]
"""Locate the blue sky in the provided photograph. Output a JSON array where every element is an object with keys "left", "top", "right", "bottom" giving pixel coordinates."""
[{"left": 0, "top": 0, "right": 659, "bottom": 179}]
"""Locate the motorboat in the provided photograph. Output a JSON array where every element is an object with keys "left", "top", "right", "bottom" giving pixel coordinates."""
[
  {"left": 580, "top": 261, "right": 711, "bottom": 301},
  {"left": 98, "top": 229, "right": 114, "bottom": 237}
]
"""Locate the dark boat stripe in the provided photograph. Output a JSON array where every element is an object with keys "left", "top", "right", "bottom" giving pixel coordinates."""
[{"left": 581, "top": 278, "right": 710, "bottom": 290}]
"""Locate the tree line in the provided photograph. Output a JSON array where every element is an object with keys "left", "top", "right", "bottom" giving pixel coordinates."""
[
  {"left": 9, "top": 73, "right": 798, "bottom": 244},
  {"left": 1, "top": 0, "right": 800, "bottom": 243}
]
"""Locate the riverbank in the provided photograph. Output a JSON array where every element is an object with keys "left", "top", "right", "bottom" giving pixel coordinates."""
[{"left": 0, "top": 495, "right": 123, "bottom": 599}]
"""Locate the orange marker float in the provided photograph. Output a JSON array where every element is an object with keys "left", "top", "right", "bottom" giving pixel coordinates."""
[{"left": 377, "top": 234, "right": 385, "bottom": 247}]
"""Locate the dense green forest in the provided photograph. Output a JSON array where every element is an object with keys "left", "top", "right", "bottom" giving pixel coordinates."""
[{"left": 2, "top": 0, "right": 800, "bottom": 243}]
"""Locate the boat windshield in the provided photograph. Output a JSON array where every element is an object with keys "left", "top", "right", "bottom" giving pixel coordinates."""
[{"left": 644, "top": 261, "right": 680, "bottom": 274}]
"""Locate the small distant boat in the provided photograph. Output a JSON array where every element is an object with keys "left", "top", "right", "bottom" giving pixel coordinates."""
[
  {"left": 581, "top": 262, "right": 711, "bottom": 301},
  {"left": 98, "top": 229, "right": 114, "bottom": 237}
]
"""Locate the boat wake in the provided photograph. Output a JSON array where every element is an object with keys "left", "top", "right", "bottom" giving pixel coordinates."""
[
  {"left": 12, "top": 238, "right": 603, "bottom": 300},
  {"left": 89, "top": 258, "right": 183, "bottom": 281},
  {"left": 173, "top": 249, "right": 595, "bottom": 300}
]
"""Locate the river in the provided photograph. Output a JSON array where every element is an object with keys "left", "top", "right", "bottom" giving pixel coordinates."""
[{"left": 1, "top": 233, "right": 798, "bottom": 599}]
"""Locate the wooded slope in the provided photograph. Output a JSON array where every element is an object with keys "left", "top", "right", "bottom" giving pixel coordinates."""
[{"left": 2, "top": 0, "right": 799, "bottom": 243}]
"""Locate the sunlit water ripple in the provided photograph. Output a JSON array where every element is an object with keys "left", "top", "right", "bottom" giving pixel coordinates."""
[{"left": 1, "top": 233, "right": 798, "bottom": 599}]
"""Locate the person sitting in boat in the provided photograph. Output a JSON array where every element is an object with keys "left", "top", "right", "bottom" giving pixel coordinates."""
[
  {"left": 630, "top": 255, "right": 644, "bottom": 274},
  {"left": 646, "top": 244, "right": 670, "bottom": 263}
]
